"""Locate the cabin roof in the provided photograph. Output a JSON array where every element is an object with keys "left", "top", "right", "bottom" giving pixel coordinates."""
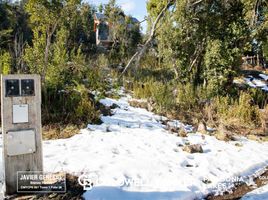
[
  {"left": 94, "top": 13, "right": 107, "bottom": 21},
  {"left": 94, "top": 13, "right": 139, "bottom": 24},
  {"left": 130, "top": 17, "right": 139, "bottom": 23}
]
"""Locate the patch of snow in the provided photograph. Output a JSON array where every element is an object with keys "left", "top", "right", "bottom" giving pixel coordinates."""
[
  {"left": 207, "top": 127, "right": 217, "bottom": 132},
  {"left": 259, "top": 74, "right": 268, "bottom": 81},
  {"left": 245, "top": 78, "right": 257, "bottom": 88},
  {"left": 0, "top": 96, "right": 268, "bottom": 200},
  {"left": 262, "top": 86, "right": 268, "bottom": 92},
  {"left": 244, "top": 77, "right": 268, "bottom": 92},
  {"left": 166, "top": 120, "right": 194, "bottom": 133},
  {"left": 241, "top": 184, "right": 268, "bottom": 200},
  {"left": 252, "top": 79, "right": 267, "bottom": 88}
]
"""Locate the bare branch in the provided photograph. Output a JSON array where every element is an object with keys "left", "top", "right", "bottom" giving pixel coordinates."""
[
  {"left": 188, "top": 39, "right": 205, "bottom": 72},
  {"left": 120, "top": 0, "right": 175, "bottom": 78},
  {"left": 251, "top": 0, "right": 261, "bottom": 27},
  {"left": 190, "top": 0, "right": 204, "bottom": 7}
]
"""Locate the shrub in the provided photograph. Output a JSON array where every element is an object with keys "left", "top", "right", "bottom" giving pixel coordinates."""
[
  {"left": 0, "top": 51, "right": 11, "bottom": 74},
  {"left": 74, "top": 83, "right": 100, "bottom": 124},
  {"left": 176, "top": 83, "right": 198, "bottom": 111},
  {"left": 247, "top": 88, "right": 268, "bottom": 109},
  {"left": 151, "top": 82, "right": 175, "bottom": 113},
  {"left": 133, "top": 79, "right": 154, "bottom": 99},
  {"left": 260, "top": 105, "right": 268, "bottom": 134},
  {"left": 213, "top": 92, "right": 261, "bottom": 128},
  {"left": 42, "top": 82, "right": 100, "bottom": 126},
  {"left": 133, "top": 79, "right": 175, "bottom": 113}
]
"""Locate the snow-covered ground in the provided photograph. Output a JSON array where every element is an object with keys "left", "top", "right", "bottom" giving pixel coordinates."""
[
  {"left": 241, "top": 184, "right": 268, "bottom": 200},
  {"left": 0, "top": 93, "right": 268, "bottom": 199},
  {"left": 244, "top": 73, "right": 268, "bottom": 92}
]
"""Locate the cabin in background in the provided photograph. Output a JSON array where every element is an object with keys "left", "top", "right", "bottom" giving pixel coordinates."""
[
  {"left": 94, "top": 13, "right": 112, "bottom": 48},
  {"left": 242, "top": 55, "right": 267, "bottom": 69},
  {"left": 94, "top": 13, "right": 139, "bottom": 48}
]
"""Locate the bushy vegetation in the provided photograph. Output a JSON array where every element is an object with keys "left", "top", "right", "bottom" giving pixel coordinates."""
[
  {"left": 132, "top": 80, "right": 175, "bottom": 113},
  {"left": 0, "top": 0, "right": 141, "bottom": 130},
  {"left": 0, "top": 0, "right": 267, "bottom": 138},
  {"left": 132, "top": 73, "right": 266, "bottom": 133},
  {"left": 212, "top": 93, "right": 261, "bottom": 128},
  {"left": 127, "top": 0, "right": 268, "bottom": 136}
]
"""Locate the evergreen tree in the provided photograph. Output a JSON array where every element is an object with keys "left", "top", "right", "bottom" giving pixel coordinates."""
[{"left": 146, "top": 0, "right": 263, "bottom": 96}]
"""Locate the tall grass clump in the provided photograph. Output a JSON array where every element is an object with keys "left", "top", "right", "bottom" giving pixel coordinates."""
[{"left": 212, "top": 92, "right": 261, "bottom": 129}]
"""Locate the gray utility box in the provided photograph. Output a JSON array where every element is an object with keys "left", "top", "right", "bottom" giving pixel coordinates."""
[{"left": 1, "top": 74, "right": 43, "bottom": 195}]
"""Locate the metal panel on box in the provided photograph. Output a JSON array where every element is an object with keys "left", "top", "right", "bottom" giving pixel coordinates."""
[
  {"left": 12, "top": 104, "right": 29, "bottom": 123},
  {"left": 6, "top": 129, "right": 36, "bottom": 156}
]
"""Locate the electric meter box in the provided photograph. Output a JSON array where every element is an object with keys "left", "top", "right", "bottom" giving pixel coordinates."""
[{"left": 1, "top": 74, "right": 43, "bottom": 195}]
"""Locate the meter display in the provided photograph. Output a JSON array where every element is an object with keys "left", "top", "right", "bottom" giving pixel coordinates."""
[
  {"left": 21, "top": 79, "right": 35, "bottom": 96},
  {"left": 5, "top": 79, "right": 20, "bottom": 97}
]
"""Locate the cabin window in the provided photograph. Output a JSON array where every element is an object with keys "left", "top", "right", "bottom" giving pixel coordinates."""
[{"left": 98, "top": 23, "right": 109, "bottom": 40}]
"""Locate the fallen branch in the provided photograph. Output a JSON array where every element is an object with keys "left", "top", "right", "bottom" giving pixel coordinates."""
[
  {"left": 120, "top": 0, "right": 175, "bottom": 78},
  {"left": 190, "top": 0, "right": 203, "bottom": 7}
]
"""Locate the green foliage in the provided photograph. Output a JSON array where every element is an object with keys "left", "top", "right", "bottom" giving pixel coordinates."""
[
  {"left": 43, "top": 28, "right": 68, "bottom": 88},
  {"left": 103, "top": 0, "right": 141, "bottom": 62},
  {"left": 1, "top": 0, "right": 267, "bottom": 134},
  {"left": 133, "top": 79, "right": 156, "bottom": 99},
  {"left": 0, "top": 51, "right": 11, "bottom": 74},
  {"left": 43, "top": 82, "right": 100, "bottom": 125},
  {"left": 214, "top": 92, "right": 261, "bottom": 128},
  {"left": 152, "top": 83, "right": 175, "bottom": 113},
  {"left": 95, "top": 54, "right": 109, "bottom": 68},
  {"left": 0, "top": 2, "right": 13, "bottom": 48},
  {"left": 73, "top": 83, "right": 100, "bottom": 124},
  {"left": 86, "top": 69, "right": 107, "bottom": 93},
  {"left": 24, "top": 29, "right": 46, "bottom": 74},
  {"left": 41, "top": 47, "right": 108, "bottom": 125},
  {"left": 147, "top": 0, "right": 249, "bottom": 92},
  {"left": 65, "top": 3, "right": 96, "bottom": 55},
  {"left": 203, "top": 39, "right": 237, "bottom": 96},
  {"left": 247, "top": 88, "right": 268, "bottom": 108},
  {"left": 239, "top": 0, "right": 268, "bottom": 65},
  {"left": 0, "top": 1, "right": 32, "bottom": 73},
  {"left": 146, "top": 0, "right": 169, "bottom": 19},
  {"left": 133, "top": 79, "right": 175, "bottom": 113},
  {"left": 176, "top": 83, "right": 198, "bottom": 111},
  {"left": 264, "top": 38, "right": 268, "bottom": 58},
  {"left": 24, "top": 0, "right": 94, "bottom": 82},
  {"left": 98, "top": 3, "right": 104, "bottom": 13},
  {"left": 22, "top": 0, "right": 110, "bottom": 126}
]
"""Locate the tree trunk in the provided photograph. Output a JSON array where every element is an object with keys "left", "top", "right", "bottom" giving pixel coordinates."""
[
  {"left": 42, "top": 32, "right": 52, "bottom": 82},
  {"left": 14, "top": 33, "right": 26, "bottom": 73},
  {"left": 42, "top": 23, "right": 58, "bottom": 83}
]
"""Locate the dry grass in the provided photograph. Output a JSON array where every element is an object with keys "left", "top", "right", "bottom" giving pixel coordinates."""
[
  {"left": 42, "top": 124, "right": 81, "bottom": 140},
  {"left": 260, "top": 105, "right": 268, "bottom": 135}
]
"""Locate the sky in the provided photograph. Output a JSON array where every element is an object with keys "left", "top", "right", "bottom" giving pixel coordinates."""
[{"left": 86, "top": 0, "right": 148, "bottom": 32}]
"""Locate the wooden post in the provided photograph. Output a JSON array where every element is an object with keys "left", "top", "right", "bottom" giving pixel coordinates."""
[{"left": 1, "top": 74, "right": 43, "bottom": 195}]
